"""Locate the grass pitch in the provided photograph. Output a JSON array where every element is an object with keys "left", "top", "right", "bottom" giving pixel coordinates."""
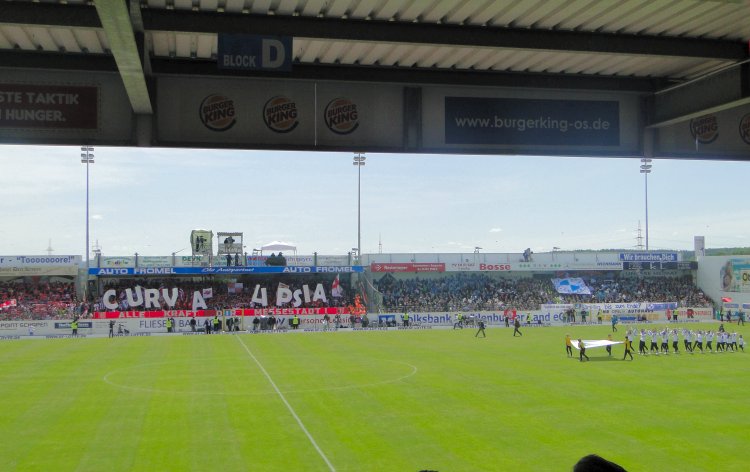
[{"left": 0, "top": 323, "right": 748, "bottom": 471}]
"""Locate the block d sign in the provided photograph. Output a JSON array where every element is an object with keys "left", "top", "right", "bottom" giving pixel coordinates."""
[{"left": 218, "top": 34, "right": 292, "bottom": 71}]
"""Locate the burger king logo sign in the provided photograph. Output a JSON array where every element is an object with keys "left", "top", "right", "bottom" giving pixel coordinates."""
[
  {"left": 200, "top": 94, "right": 236, "bottom": 131},
  {"left": 739, "top": 113, "right": 750, "bottom": 145},
  {"left": 324, "top": 98, "right": 359, "bottom": 135},
  {"left": 263, "top": 96, "right": 299, "bottom": 133},
  {"left": 689, "top": 115, "right": 718, "bottom": 144}
]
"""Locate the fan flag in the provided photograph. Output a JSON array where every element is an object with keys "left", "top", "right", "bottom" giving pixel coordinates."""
[
  {"left": 722, "top": 297, "right": 732, "bottom": 303},
  {"left": 332, "top": 274, "right": 343, "bottom": 298}
]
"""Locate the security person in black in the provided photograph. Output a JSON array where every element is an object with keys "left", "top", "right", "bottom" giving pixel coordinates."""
[
  {"left": 475, "top": 319, "right": 486, "bottom": 338},
  {"left": 109, "top": 319, "right": 115, "bottom": 338}
]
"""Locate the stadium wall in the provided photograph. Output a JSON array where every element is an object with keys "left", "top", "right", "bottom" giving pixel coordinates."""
[
  {"left": 0, "top": 307, "right": 713, "bottom": 338},
  {"left": 696, "top": 256, "right": 750, "bottom": 309}
]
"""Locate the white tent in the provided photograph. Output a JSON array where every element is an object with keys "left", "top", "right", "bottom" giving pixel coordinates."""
[{"left": 261, "top": 241, "right": 297, "bottom": 254}]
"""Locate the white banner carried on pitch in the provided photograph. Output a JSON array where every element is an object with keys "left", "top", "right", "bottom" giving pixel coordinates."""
[{"left": 572, "top": 339, "right": 623, "bottom": 350}]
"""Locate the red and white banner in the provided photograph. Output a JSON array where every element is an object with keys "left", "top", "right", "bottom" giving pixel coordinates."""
[
  {"left": 0, "top": 299, "right": 17, "bottom": 310},
  {"left": 370, "top": 262, "right": 445, "bottom": 273},
  {"left": 92, "top": 307, "right": 349, "bottom": 319}
]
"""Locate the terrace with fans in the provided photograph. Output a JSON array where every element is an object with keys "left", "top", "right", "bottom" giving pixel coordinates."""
[{"left": 2, "top": 248, "right": 743, "bottom": 332}]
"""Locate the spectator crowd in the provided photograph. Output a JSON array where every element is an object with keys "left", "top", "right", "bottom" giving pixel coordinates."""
[
  {"left": 0, "top": 281, "right": 82, "bottom": 320},
  {"left": 0, "top": 273, "right": 714, "bottom": 320},
  {"left": 374, "top": 273, "right": 713, "bottom": 312}
]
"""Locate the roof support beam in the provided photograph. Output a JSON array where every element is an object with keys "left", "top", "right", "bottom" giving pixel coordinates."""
[
  {"left": 142, "top": 9, "right": 747, "bottom": 61},
  {"left": 647, "top": 61, "right": 750, "bottom": 128},
  {"left": 151, "top": 59, "right": 667, "bottom": 92},
  {"left": 0, "top": 2, "right": 101, "bottom": 28},
  {"left": 93, "top": 0, "right": 152, "bottom": 114}
]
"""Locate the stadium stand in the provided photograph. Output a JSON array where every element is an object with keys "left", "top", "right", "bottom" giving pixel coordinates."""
[
  {"left": 373, "top": 273, "right": 713, "bottom": 312},
  {"left": 0, "top": 281, "right": 80, "bottom": 320}
]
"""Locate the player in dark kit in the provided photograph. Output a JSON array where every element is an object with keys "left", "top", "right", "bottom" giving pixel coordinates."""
[
  {"left": 623, "top": 335, "right": 634, "bottom": 360},
  {"left": 475, "top": 320, "right": 486, "bottom": 338},
  {"left": 513, "top": 317, "right": 522, "bottom": 336}
]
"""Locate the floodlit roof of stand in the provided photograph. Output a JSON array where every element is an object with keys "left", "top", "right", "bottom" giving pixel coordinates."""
[{"left": 0, "top": 0, "right": 748, "bottom": 120}]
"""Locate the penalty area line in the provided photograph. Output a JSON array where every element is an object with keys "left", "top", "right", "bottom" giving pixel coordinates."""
[{"left": 235, "top": 335, "right": 336, "bottom": 472}]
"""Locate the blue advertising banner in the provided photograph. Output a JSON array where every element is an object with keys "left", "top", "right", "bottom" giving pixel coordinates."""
[
  {"left": 90, "top": 266, "right": 364, "bottom": 276},
  {"left": 217, "top": 34, "right": 292, "bottom": 71},
  {"left": 444, "top": 97, "right": 619, "bottom": 146},
  {"left": 619, "top": 253, "right": 678, "bottom": 262}
]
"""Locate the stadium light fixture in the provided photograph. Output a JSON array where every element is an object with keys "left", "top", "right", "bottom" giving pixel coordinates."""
[
  {"left": 80, "top": 146, "right": 94, "bottom": 301},
  {"left": 353, "top": 152, "right": 366, "bottom": 260},
  {"left": 640, "top": 158, "right": 652, "bottom": 250}
]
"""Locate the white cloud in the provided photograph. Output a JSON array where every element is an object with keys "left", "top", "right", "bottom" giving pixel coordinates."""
[{"left": 490, "top": 228, "right": 503, "bottom": 233}]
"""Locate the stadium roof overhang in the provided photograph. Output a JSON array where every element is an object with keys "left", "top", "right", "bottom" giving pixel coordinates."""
[{"left": 0, "top": 0, "right": 748, "bottom": 158}]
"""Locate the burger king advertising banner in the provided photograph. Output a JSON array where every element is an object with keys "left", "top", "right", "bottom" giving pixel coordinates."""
[
  {"left": 422, "top": 86, "right": 642, "bottom": 156},
  {"left": 655, "top": 104, "right": 750, "bottom": 158},
  {"left": 157, "top": 76, "right": 403, "bottom": 149}
]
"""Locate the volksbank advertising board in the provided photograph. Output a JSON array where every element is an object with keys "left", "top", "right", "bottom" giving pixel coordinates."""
[{"left": 90, "top": 266, "right": 364, "bottom": 276}]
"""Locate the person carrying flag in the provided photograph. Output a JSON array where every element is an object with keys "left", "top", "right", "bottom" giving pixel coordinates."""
[{"left": 578, "top": 339, "right": 589, "bottom": 362}]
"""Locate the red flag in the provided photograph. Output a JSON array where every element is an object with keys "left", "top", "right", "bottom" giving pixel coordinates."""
[{"left": 721, "top": 297, "right": 732, "bottom": 303}]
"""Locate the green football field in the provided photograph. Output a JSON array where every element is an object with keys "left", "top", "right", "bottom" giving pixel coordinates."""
[{"left": 0, "top": 323, "right": 748, "bottom": 471}]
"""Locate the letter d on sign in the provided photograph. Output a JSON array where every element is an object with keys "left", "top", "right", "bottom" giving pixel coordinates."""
[{"left": 262, "top": 39, "right": 285, "bottom": 69}]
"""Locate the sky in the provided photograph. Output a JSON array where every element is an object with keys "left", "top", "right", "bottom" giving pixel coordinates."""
[{"left": 1, "top": 144, "right": 748, "bottom": 258}]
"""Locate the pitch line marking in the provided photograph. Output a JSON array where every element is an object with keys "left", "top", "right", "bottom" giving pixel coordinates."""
[
  {"left": 235, "top": 335, "right": 337, "bottom": 472},
  {"left": 102, "top": 358, "right": 417, "bottom": 397}
]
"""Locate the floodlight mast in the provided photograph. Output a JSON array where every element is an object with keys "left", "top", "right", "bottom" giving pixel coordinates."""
[{"left": 80, "top": 146, "right": 94, "bottom": 301}]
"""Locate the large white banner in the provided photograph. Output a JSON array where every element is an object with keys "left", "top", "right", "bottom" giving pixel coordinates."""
[{"left": 0, "top": 255, "right": 80, "bottom": 276}]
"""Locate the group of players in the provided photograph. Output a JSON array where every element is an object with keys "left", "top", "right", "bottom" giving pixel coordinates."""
[
  {"left": 566, "top": 326, "right": 745, "bottom": 362},
  {"left": 629, "top": 327, "right": 745, "bottom": 355}
]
